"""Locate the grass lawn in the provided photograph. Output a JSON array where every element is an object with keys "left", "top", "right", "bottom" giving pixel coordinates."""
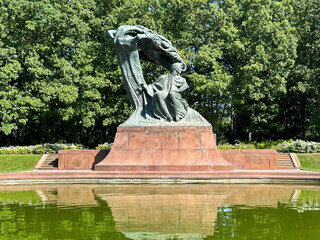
[
  {"left": 0, "top": 155, "right": 41, "bottom": 173},
  {"left": 297, "top": 153, "right": 320, "bottom": 172},
  {"left": 0, "top": 153, "right": 319, "bottom": 173}
]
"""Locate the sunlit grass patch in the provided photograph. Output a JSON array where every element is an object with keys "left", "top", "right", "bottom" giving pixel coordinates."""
[
  {"left": 297, "top": 154, "right": 320, "bottom": 172},
  {"left": 0, "top": 155, "right": 41, "bottom": 173}
]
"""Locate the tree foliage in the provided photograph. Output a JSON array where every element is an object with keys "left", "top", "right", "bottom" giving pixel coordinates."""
[{"left": 0, "top": 0, "right": 319, "bottom": 146}]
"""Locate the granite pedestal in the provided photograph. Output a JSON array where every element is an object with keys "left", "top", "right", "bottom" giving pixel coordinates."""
[{"left": 94, "top": 126, "right": 234, "bottom": 171}]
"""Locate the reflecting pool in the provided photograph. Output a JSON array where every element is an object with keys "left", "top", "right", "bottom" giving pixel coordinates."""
[{"left": 0, "top": 184, "right": 320, "bottom": 239}]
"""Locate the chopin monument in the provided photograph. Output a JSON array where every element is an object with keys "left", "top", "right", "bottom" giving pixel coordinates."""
[{"left": 95, "top": 26, "right": 233, "bottom": 172}]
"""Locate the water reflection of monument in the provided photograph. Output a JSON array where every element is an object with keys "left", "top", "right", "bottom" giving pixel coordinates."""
[
  {"left": 2, "top": 184, "right": 319, "bottom": 239},
  {"left": 94, "top": 185, "right": 298, "bottom": 239}
]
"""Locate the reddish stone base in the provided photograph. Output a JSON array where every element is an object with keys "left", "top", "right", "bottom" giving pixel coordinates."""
[
  {"left": 94, "top": 126, "right": 234, "bottom": 171},
  {"left": 58, "top": 150, "right": 109, "bottom": 170},
  {"left": 220, "top": 149, "right": 278, "bottom": 170}
]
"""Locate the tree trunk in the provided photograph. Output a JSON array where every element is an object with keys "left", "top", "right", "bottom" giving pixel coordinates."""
[{"left": 318, "top": 87, "right": 320, "bottom": 119}]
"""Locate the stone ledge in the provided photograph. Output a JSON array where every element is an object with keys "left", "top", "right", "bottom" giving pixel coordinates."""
[
  {"left": 1, "top": 170, "right": 320, "bottom": 182},
  {"left": 117, "top": 126, "right": 212, "bottom": 132}
]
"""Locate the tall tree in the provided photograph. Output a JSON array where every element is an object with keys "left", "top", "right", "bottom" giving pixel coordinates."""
[
  {"left": 0, "top": 0, "right": 318, "bottom": 146},
  {"left": 280, "top": 0, "right": 320, "bottom": 141},
  {"left": 0, "top": 0, "right": 131, "bottom": 146}
]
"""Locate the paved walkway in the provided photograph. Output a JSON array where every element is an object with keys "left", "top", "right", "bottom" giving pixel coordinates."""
[{"left": 0, "top": 170, "right": 320, "bottom": 183}]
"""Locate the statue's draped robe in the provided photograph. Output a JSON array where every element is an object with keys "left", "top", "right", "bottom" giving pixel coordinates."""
[
  {"left": 147, "top": 75, "right": 189, "bottom": 121},
  {"left": 109, "top": 27, "right": 152, "bottom": 121}
]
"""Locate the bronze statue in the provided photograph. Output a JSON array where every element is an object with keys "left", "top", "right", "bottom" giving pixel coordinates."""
[
  {"left": 142, "top": 63, "right": 189, "bottom": 122},
  {"left": 108, "top": 25, "right": 210, "bottom": 126}
]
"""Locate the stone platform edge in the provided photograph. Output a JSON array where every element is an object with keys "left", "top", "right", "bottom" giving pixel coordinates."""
[{"left": 1, "top": 170, "right": 320, "bottom": 183}]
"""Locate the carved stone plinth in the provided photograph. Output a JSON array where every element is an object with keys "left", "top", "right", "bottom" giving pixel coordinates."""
[{"left": 94, "top": 126, "right": 233, "bottom": 171}]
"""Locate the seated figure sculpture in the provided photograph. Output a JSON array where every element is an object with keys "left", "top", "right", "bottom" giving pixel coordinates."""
[
  {"left": 108, "top": 25, "right": 210, "bottom": 127},
  {"left": 142, "top": 63, "right": 189, "bottom": 122}
]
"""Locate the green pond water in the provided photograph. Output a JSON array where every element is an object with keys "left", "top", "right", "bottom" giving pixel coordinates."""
[{"left": 0, "top": 184, "right": 320, "bottom": 240}]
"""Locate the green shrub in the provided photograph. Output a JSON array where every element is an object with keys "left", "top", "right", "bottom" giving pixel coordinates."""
[
  {"left": 277, "top": 140, "right": 320, "bottom": 153},
  {"left": 253, "top": 139, "right": 292, "bottom": 149},
  {"left": 0, "top": 144, "right": 84, "bottom": 154},
  {"left": 96, "top": 143, "right": 113, "bottom": 150},
  {"left": 217, "top": 143, "right": 256, "bottom": 149},
  {"left": 217, "top": 139, "right": 293, "bottom": 150}
]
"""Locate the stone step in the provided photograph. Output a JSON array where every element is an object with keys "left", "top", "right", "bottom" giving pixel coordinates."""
[
  {"left": 43, "top": 159, "right": 58, "bottom": 162},
  {"left": 39, "top": 167, "right": 58, "bottom": 170},
  {"left": 276, "top": 153, "right": 295, "bottom": 169},
  {"left": 41, "top": 164, "right": 57, "bottom": 167},
  {"left": 37, "top": 154, "right": 58, "bottom": 170},
  {"left": 45, "top": 155, "right": 58, "bottom": 159}
]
